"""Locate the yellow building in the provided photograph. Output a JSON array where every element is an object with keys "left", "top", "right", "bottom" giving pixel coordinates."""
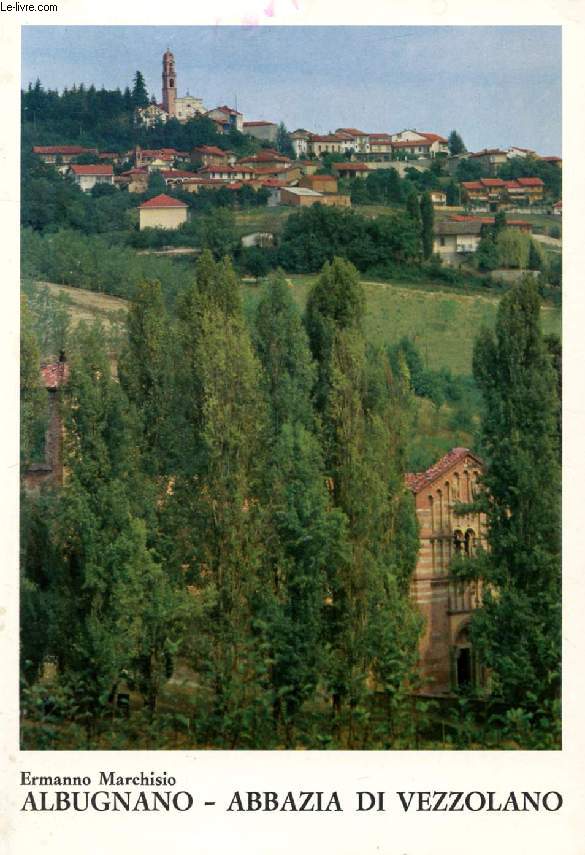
[{"left": 138, "top": 194, "right": 188, "bottom": 230}]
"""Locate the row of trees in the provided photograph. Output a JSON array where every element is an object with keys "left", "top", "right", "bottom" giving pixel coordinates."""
[{"left": 21, "top": 254, "right": 424, "bottom": 748}]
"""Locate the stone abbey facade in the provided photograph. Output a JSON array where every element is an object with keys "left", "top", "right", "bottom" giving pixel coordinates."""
[{"left": 406, "top": 447, "right": 487, "bottom": 695}]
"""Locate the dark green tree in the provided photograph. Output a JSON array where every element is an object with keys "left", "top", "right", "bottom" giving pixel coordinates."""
[
  {"left": 276, "top": 122, "right": 294, "bottom": 158},
  {"left": 448, "top": 130, "right": 466, "bottom": 156},
  {"left": 305, "top": 257, "right": 365, "bottom": 414},
  {"left": 468, "top": 278, "right": 561, "bottom": 708},
  {"left": 420, "top": 192, "right": 434, "bottom": 259},
  {"left": 118, "top": 279, "right": 176, "bottom": 475},
  {"left": 131, "top": 71, "right": 150, "bottom": 109}
]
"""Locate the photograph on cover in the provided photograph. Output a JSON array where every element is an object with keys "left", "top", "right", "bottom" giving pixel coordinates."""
[{"left": 19, "top": 24, "right": 561, "bottom": 751}]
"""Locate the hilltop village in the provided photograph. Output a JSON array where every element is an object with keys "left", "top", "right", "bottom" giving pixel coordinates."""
[
  {"left": 28, "top": 49, "right": 561, "bottom": 263},
  {"left": 20, "top": 47, "right": 561, "bottom": 751}
]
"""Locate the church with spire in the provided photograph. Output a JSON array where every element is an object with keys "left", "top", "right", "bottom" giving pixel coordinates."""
[{"left": 161, "top": 48, "right": 205, "bottom": 122}]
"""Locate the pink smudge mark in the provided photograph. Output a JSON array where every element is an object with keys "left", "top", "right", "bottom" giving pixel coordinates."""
[
  {"left": 264, "top": 0, "right": 275, "bottom": 16},
  {"left": 291, "top": 0, "right": 300, "bottom": 9}
]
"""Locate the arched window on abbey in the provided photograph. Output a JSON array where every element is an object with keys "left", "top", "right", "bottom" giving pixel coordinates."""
[{"left": 453, "top": 528, "right": 464, "bottom": 555}]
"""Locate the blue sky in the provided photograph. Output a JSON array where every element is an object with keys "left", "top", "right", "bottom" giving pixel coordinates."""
[{"left": 22, "top": 26, "right": 561, "bottom": 155}]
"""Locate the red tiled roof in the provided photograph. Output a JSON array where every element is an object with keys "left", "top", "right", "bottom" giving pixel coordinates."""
[
  {"left": 193, "top": 145, "right": 228, "bottom": 157},
  {"left": 243, "top": 120, "right": 277, "bottom": 127},
  {"left": 69, "top": 164, "right": 113, "bottom": 175},
  {"left": 480, "top": 178, "right": 505, "bottom": 186},
  {"left": 122, "top": 167, "right": 148, "bottom": 176},
  {"left": 261, "top": 178, "right": 286, "bottom": 187},
  {"left": 33, "top": 145, "right": 90, "bottom": 155},
  {"left": 198, "top": 165, "right": 255, "bottom": 175},
  {"left": 541, "top": 155, "right": 561, "bottom": 162},
  {"left": 337, "top": 127, "right": 368, "bottom": 136},
  {"left": 41, "top": 362, "right": 69, "bottom": 389},
  {"left": 139, "top": 194, "right": 188, "bottom": 209},
  {"left": 368, "top": 133, "right": 392, "bottom": 140},
  {"left": 448, "top": 215, "right": 531, "bottom": 228},
  {"left": 160, "top": 169, "right": 198, "bottom": 179},
  {"left": 419, "top": 132, "right": 448, "bottom": 143},
  {"left": 516, "top": 177, "right": 544, "bottom": 187},
  {"left": 334, "top": 162, "right": 369, "bottom": 170},
  {"left": 461, "top": 181, "right": 484, "bottom": 190},
  {"left": 211, "top": 105, "right": 243, "bottom": 116},
  {"left": 238, "top": 151, "right": 291, "bottom": 164},
  {"left": 251, "top": 165, "right": 292, "bottom": 175},
  {"left": 405, "top": 447, "right": 482, "bottom": 494},
  {"left": 310, "top": 134, "right": 348, "bottom": 143}
]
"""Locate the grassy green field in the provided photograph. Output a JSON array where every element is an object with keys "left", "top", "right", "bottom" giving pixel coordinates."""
[
  {"left": 243, "top": 275, "right": 561, "bottom": 376},
  {"left": 36, "top": 275, "right": 561, "bottom": 378}
]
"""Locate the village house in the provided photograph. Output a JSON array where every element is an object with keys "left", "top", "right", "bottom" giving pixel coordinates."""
[
  {"left": 367, "top": 133, "right": 393, "bottom": 156},
  {"left": 308, "top": 133, "right": 353, "bottom": 156},
  {"left": 433, "top": 215, "right": 532, "bottom": 264},
  {"left": 32, "top": 145, "right": 98, "bottom": 174},
  {"left": 461, "top": 176, "right": 544, "bottom": 209},
  {"left": 290, "top": 129, "right": 311, "bottom": 158},
  {"left": 280, "top": 186, "right": 350, "bottom": 208},
  {"left": 237, "top": 149, "right": 292, "bottom": 170},
  {"left": 206, "top": 105, "right": 244, "bottom": 133},
  {"left": 468, "top": 148, "right": 509, "bottom": 175},
  {"left": 429, "top": 190, "right": 447, "bottom": 206},
  {"left": 117, "top": 167, "right": 149, "bottom": 193},
  {"left": 507, "top": 146, "right": 537, "bottom": 159},
  {"left": 433, "top": 219, "right": 484, "bottom": 262},
  {"left": 190, "top": 145, "right": 232, "bottom": 169},
  {"left": 138, "top": 193, "right": 188, "bottom": 230},
  {"left": 299, "top": 173, "right": 339, "bottom": 194},
  {"left": 68, "top": 163, "right": 115, "bottom": 192},
  {"left": 197, "top": 164, "right": 256, "bottom": 181},
  {"left": 297, "top": 159, "right": 320, "bottom": 176},
  {"left": 135, "top": 102, "right": 168, "bottom": 128},
  {"left": 332, "top": 161, "right": 370, "bottom": 179},
  {"left": 160, "top": 168, "right": 201, "bottom": 190},
  {"left": 336, "top": 128, "right": 370, "bottom": 153},
  {"left": 243, "top": 120, "right": 279, "bottom": 143},
  {"left": 390, "top": 130, "right": 449, "bottom": 157},
  {"left": 406, "top": 447, "right": 487, "bottom": 694}
]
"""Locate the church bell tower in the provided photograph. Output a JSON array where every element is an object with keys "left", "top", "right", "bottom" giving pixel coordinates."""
[{"left": 162, "top": 49, "right": 176, "bottom": 117}]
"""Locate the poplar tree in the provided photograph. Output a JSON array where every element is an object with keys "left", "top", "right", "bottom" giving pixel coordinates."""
[
  {"left": 420, "top": 192, "right": 435, "bottom": 260},
  {"left": 406, "top": 191, "right": 423, "bottom": 258},
  {"left": 305, "top": 257, "right": 365, "bottom": 416},
  {"left": 118, "top": 279, "right": 176, "bottom": 476},
  {"left": 254, "top": 273, "right": 347, "bottom": 742},
  {"left": 51, "top": 324, "right": 183, "bottom": 723},
  {"left": 470, "top": 278, "right": 561, "bottom": 707},
  {"left": 305, "top": 260, "right": 421, "bottom": 744},
  {"left": 20, "top": 296, "right": 46, "bottom": 464}
]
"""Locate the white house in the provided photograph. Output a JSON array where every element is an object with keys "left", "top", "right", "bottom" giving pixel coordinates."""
[{"left": 68, "top": 164, "right": 115, "bottom": 192}]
